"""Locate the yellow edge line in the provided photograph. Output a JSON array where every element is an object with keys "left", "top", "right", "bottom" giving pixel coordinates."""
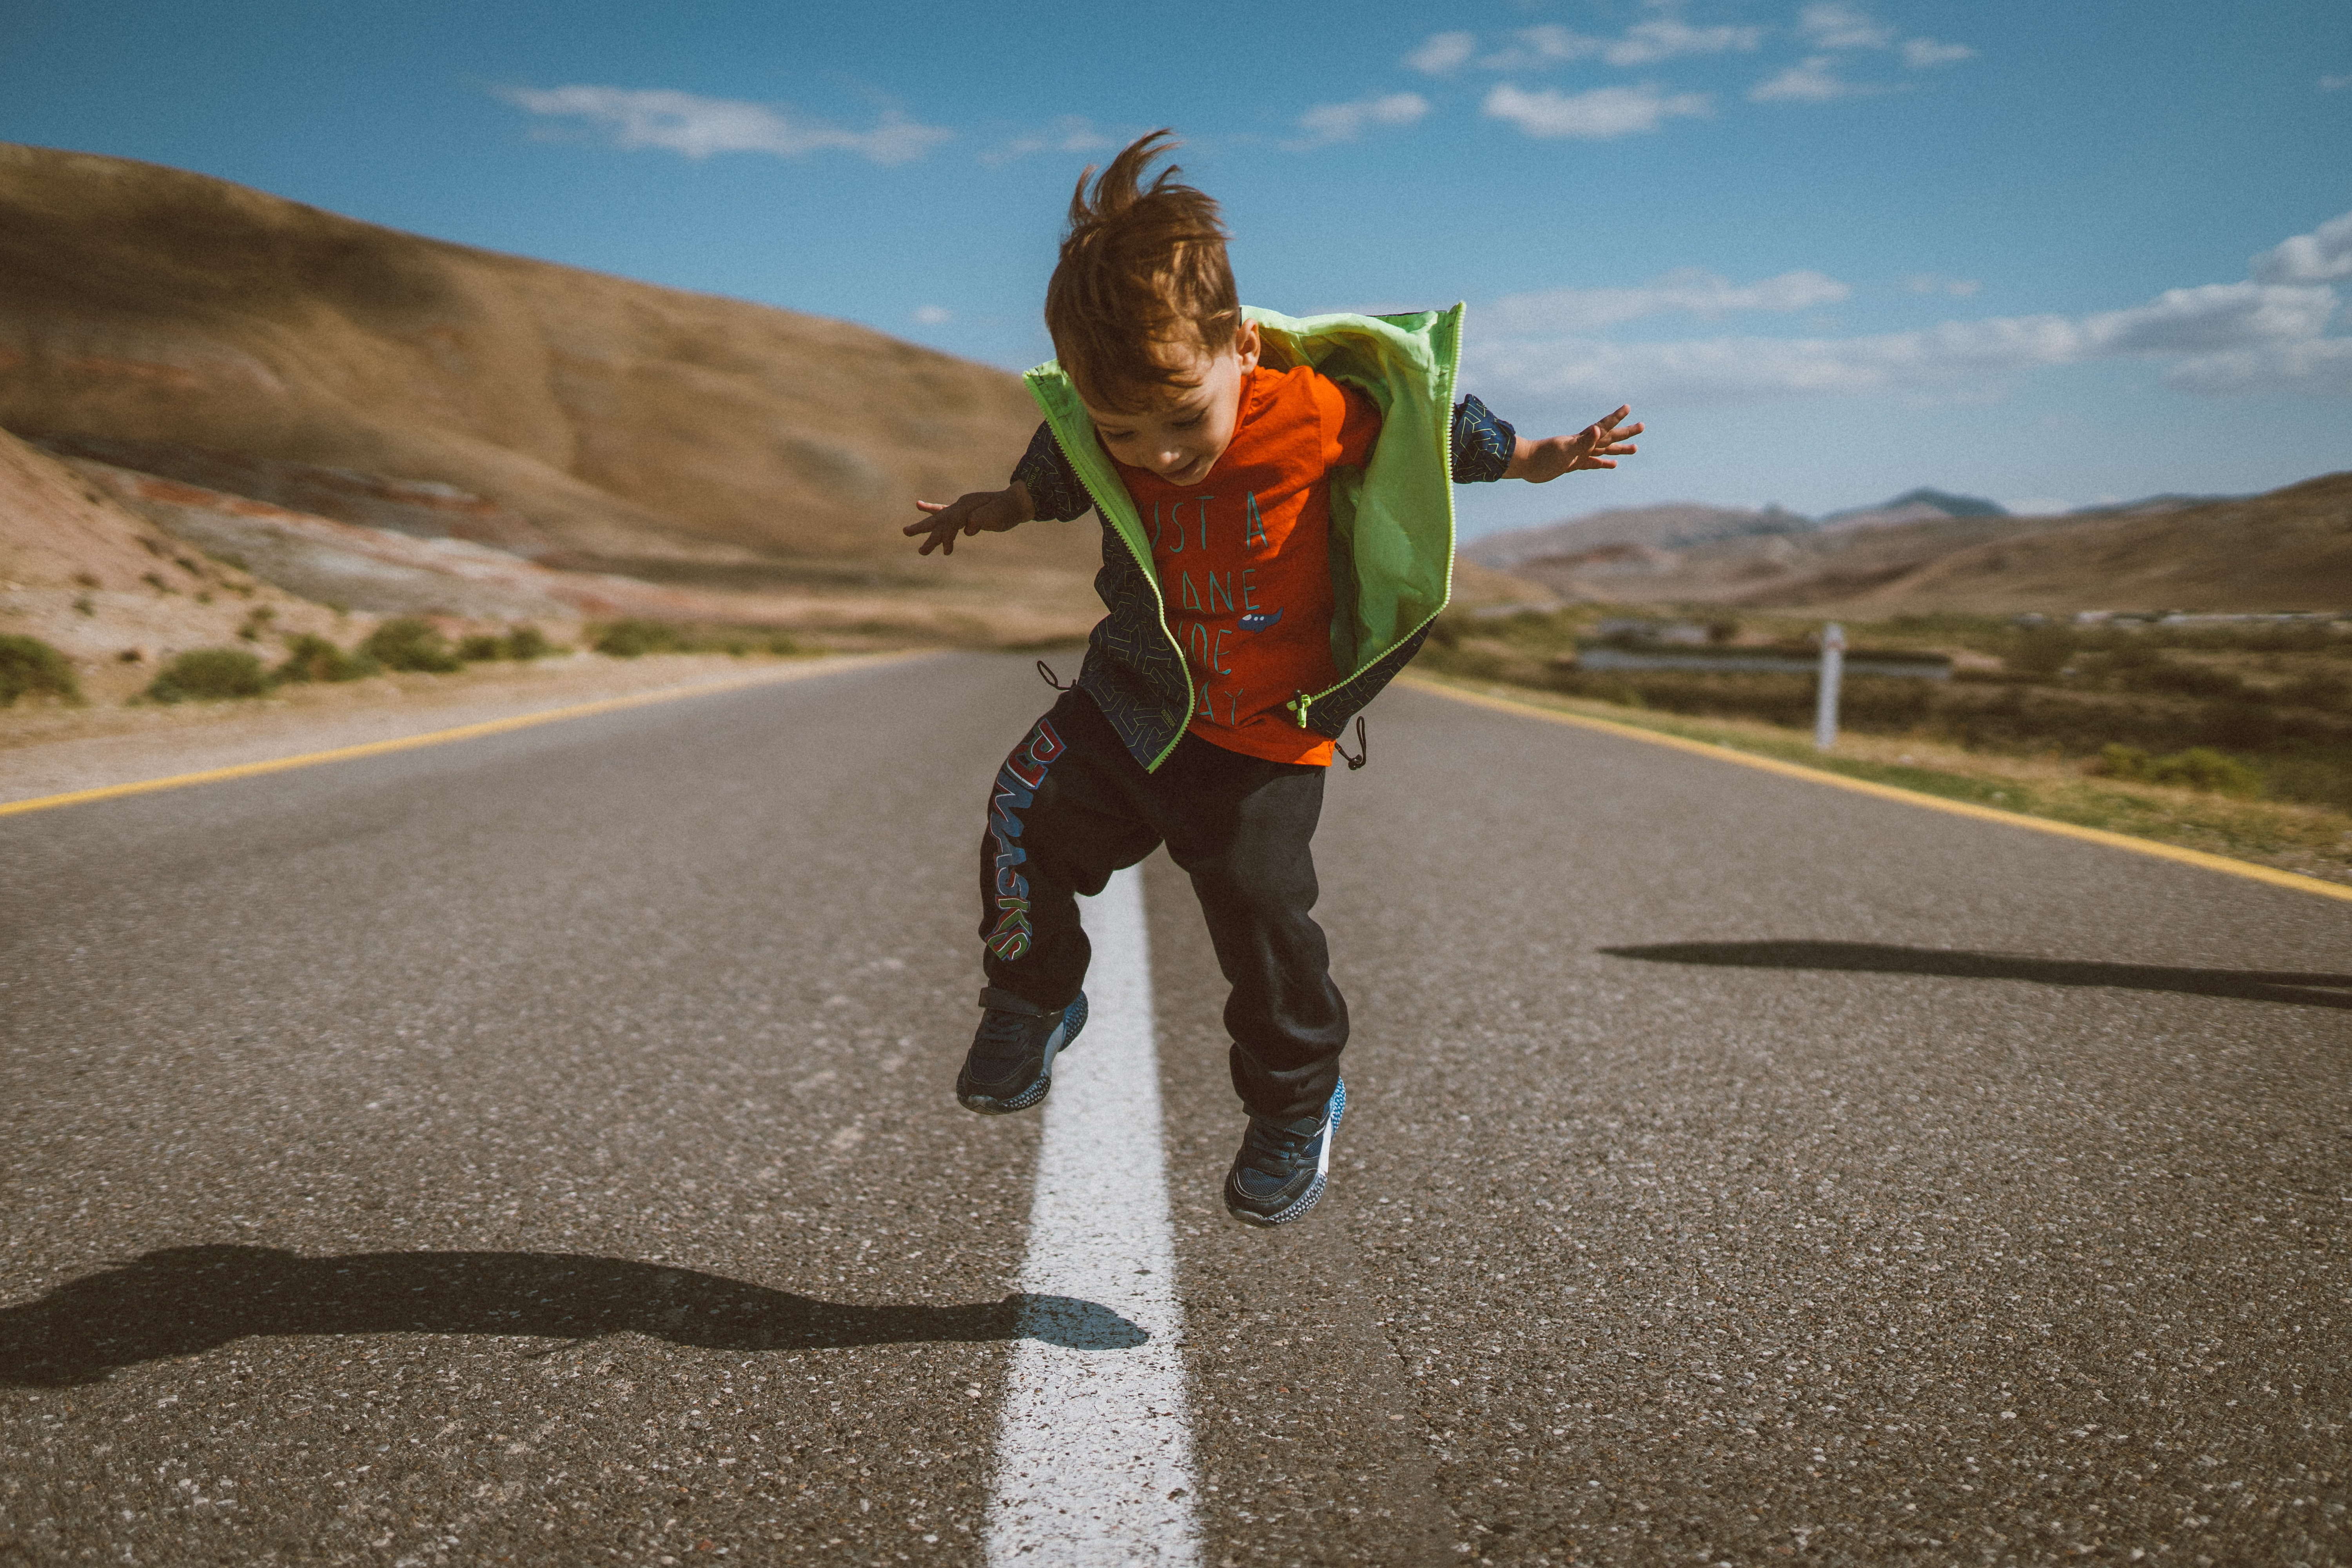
[
  {"left": 1401, "top": 673, "right": 2352, "bottom": 907},
  {"left": 0, "top": 654, "right": 922, "bottom": 820}
]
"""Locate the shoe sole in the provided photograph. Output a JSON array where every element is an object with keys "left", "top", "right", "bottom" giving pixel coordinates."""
[
  {"left": 956, "top": 992, "right": 1088, "bottom": 1115},
  {"left": 1225, "top": 1078, "right": 1345, "bottom": 1228}
]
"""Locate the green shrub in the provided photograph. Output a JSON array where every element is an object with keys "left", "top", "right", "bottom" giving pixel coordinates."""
[
  {"left": 2112, "top": 654, "right": 2249, "bottom": 700},
  {"left": 458, "top": 634, "right": 505, "bottom": 661},
  {"left": 2008, "top": 625, "right": 2078, "bottom": 678},
  {"left": 764, "top": 631, "right": 801, "bottom": 656},
  {"left": 2144, "top": 747, "right": 2262, "bottom": 797},
  {"left": 2281, "top": 671, "right": 2351, "bottom": 710},
  {"left": 276, "top": 634, "right": 378, "bottom": 684},
  {"left": 2092, "top": 743, "right": 2149, "bottom": 780},
  {"left": 147, "top": 648, "right": 269, "bottom": 703},
  {"left": 593, "top": 618, "right": 683, "bottom": 658},
  {"left": 504, "top": 625, "right": 555, "bottom": 660},
  {"left": 361, "top": 617, "right": 463, "bottom": 673},
  {"left": 0, "top": 634, "right": 81, "bottom": 706}
]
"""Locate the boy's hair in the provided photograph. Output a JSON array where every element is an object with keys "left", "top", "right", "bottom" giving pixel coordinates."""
[{"left": 1044, "top": 130, "right": 1240, "bottom": 411}]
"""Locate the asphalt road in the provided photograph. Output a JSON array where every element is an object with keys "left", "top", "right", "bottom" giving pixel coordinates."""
[{"left": 3, "top": 652, "right": 2346, "bottom": 1567}]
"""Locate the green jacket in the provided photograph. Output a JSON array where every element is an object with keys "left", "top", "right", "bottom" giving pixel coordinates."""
[{"left": 1024, "top": 304, "right": 1464, "bottom": 771}]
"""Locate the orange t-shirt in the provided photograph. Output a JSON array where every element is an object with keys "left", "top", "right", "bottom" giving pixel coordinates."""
[{"left": 1113, "top": 365, "right": 1382, "bottom": 766}]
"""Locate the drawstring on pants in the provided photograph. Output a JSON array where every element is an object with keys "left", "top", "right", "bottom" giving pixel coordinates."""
[
  {"left": 1335, "top": 715, "right": 1368, "bottom": 771},
  {"left": 1040, "top": 661, "right": 1367, "bottom": 769}
]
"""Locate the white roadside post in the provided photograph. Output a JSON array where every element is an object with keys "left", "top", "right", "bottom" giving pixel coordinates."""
[{"left": 1815, "top": 622, "right": 1846, "bottom": 752}]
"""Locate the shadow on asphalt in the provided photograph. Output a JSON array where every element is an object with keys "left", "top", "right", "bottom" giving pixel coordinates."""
[
  {"left": 1600, "top": 940, "right": 2352, "bottom": 1010},
  {"left": 0, "top": 1245, "right": 1145, "bottom": 1387}
]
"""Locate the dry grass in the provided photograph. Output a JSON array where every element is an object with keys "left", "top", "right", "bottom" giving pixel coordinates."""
[{"left": 1406, "top": 669, "right": 2352, "bottom": 887}]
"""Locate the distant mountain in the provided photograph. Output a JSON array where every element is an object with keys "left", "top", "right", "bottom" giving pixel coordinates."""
[
  {"left": 1817, "top": 488, "right": 2009, "bottom": 532},
  {"left": 1833, "top": 474, "right": 2352, "bottom": 614},
  {"left": 2059, "top": 492, "right": 2243, "bottom": 519},
  {"left": 1465, "top": 486, "right": 2027, "bottom": 570},
  {"left": 1487, "top": 472, "right": 2350, "bottom": 613},
  {"left": 1463, "top": 503, "right": 1814, "bottom": 568}
]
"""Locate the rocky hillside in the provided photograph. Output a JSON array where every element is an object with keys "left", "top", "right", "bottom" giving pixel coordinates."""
[
  {"left": 0, "top": 142, "right": 1086, "bottom": 589},
  {"left": 0, "top": 425, "right": 365, "bottom": 700}
]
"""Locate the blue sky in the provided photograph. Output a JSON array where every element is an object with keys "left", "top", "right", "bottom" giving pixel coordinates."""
[{"left": 6, "top": 0, "right": 2348, "bottom": 537}]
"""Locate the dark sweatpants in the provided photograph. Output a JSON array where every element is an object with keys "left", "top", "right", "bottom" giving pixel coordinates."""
[{"left": 977, "top": 687, "right": 1347, "bottom": 1124}]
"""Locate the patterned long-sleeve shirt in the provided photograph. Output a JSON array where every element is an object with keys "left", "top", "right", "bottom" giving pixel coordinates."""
[{"left": 1010, "top": 394, "right": 1518, "bottom": 522}]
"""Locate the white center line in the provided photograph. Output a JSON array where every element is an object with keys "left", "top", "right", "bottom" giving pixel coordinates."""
[{"left": 986, "top": 865, "right": 1200, "bottom": 1568}]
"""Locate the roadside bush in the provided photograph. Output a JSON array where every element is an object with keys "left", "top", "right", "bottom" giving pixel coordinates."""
[
  {"left": 2144, "top": 747, "right": 2263, "bottom": 797},
  {"left": 594, "top": 619, "right": 684, "bottom": 658},
  {"left": 361, "top": 617, "right": 463, "bottom": 673},
  {"left": 2111, "top": 653, "right": 2249, "bottom": 701},
  {"left": 2094, "top": 742, "right": 2262, "bottom": 797},
  {"left": 504, "top": 625, "right": 556, "bottom": 660},
  {"left": 276, "top": 633, "right": 377, "bottom": 684},
  {"left": 2092, "top": 743, "right": 2151, "bottom": 780},
  {"left": 458, "top": 633, "right": 505, "bottom": 661},
  {"left": 2007, "top": 625, "right": 2078, "bottom": 678},
  {"left": 764, "top": 631, "right": 801, "bottom": 656},
  {"left": 0, "top": 633, "right": 81, "bottom": 706},
  {"left": 147, "top": 648, "right": 269, "bottom": 703},
  {"left": 2281, "top": 670, "right": 2351, "bottom": 710}
]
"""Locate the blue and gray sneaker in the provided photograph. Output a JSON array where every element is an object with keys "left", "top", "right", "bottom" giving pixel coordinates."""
[
  {"left": 955, "top": 987, "right": 1088, "bottom": 1114},
  {"left": 1223, "top": 1077, "right": 1346, "bottom": 1227}
]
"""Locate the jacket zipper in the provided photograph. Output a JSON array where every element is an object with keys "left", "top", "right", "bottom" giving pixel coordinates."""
[
  {"left": 1284, "top": 334, "right": 1461, "bottom": 731},
  {"left": 1034, "top": 307, "right": 1459, "bottom": 760},
  {"left": 1055, "top": 436, "right": 1196, "bottom": 772}
]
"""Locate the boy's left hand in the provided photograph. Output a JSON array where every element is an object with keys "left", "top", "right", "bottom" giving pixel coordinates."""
[{"left": 1505, "top": 405, "right": 1643, "bottom": 483}]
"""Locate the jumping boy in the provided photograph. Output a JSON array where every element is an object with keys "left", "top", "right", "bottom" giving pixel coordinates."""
[{"left": 905, "top": 131, "right": 1640, "bottom": 1226}]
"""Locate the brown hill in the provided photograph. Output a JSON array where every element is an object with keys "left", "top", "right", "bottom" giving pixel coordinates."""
[
  {"left": 0, "top": 141, "right": 1088, "bottom": 593},
  {"left": 1465, "top": 502, "right": 1812, "bottom": 566},
  {"left": 1832, "top": 472, "right": 2352, "bottom": 614},
  {"left": 1505, "top": 473, "right": 2351, "bottom": 614},
  {"left": 0, "top": 424, "right": 365, "bottom": 699}
]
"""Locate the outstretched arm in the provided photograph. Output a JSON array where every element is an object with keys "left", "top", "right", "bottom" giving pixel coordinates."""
[
  {"left": 1504, "top": 405, "right": 1642, "bottom": 483},
  {"left": 904, "top": 481, "right": 1034, "bottom": 556}
]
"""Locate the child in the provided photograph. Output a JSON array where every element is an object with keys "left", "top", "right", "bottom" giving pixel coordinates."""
[{"left": 905, "top": 131, "right": 1639, "bottom": 1227}]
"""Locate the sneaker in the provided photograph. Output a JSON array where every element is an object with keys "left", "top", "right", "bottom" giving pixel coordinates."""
[
  {"left": 1223, "top": 1077, "right": 1346, "bottom": 1227},
  {"left": 955, "top": 987, "right": 1088, "bottom": 1114}
]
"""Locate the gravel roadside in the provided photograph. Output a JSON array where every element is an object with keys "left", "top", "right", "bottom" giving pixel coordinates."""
[{"left": 0, "top": 651, "right": 915, "bottom": 805}]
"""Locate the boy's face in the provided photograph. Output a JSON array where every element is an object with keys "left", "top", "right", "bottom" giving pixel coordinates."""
[{"left": 1078, "top": 320, "right": 1262, "bottom": 488}]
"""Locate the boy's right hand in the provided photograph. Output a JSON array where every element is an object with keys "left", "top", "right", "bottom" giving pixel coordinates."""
[{"left": 905, "top": 483, "right": 1034, "bottom": 556}]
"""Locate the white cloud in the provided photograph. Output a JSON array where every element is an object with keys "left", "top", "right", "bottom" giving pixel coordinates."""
[
  {"left": 1604, "top": 18, "right": 1765, "bottom": 65},
  {"left": 1403, "top": 31, "right": 1478, "bottom": 75},
  {"left": 1486, "top": 268, "right": 1851, "bottom": 333},
  {"left": 2251, "top": 210, "right": 2352, "bottom": 284},
  {"left": 911, "top": 305, "right": 953, "bottom": 326},
  {"left": 1477, "top": 25, "right": 1603, "bottom": 71},
  {"left": 1797, "top": 2, "right": 1897, "bottom": 50},
  {"left": 1902, "top": 37, "right": 1977, "bottom": 67},
  {"left": 2167, "top": 339, "right": 2352, "bottom": 397},
  {"left": 1904, "top": 274, "right": 1982, "bottom": 296},
  {"left": 977, "top": 116, "right": 1116, "bottom": 167},
  {"left": 1483, "top": 83, "right": 1711, "bottom": 140},
  {"left": 1289, "top": 92, "right": 1430, "bottom": 150},
  {"left": 1467, "top": 277, "right": 2346, "bottom": 403},
  {"left": 1475, "top": 18, "right": 1758, "bottom": 71},
  {"left": 2321, "top": 72, "right": 2352, "bottom": 91},
  {"left": 497, "top": 85, "right": 949, "bottom": 165},
  {"left": 2080, "top": 282, "right": 2334, "bottom": 355},
  {"left": 1749, "top": 56, "right": 1878, "bottom": 102}
]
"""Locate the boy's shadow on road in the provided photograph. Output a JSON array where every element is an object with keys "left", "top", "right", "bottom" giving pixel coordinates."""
[
  {"left": 1601, "top": 939, "right": 2352, "bottom": 1010},
  {"left": 0, "top": 1245, "right": 1145, "bottom": 1388}
]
